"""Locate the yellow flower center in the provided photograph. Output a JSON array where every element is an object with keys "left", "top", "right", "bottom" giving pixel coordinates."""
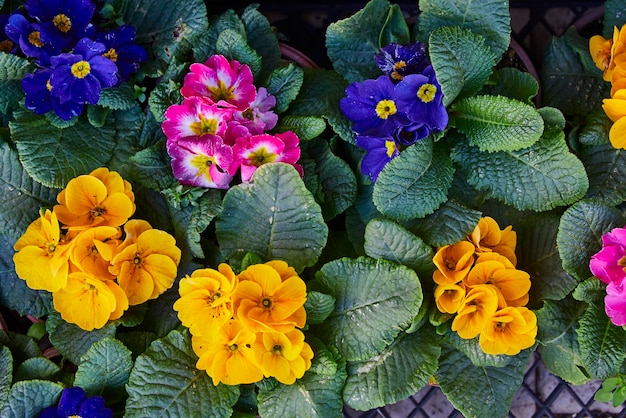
[
  {"left": 248, "top": 147, "right": 277, "bottom": 167},
  {"left": 46, "top": 79, "right": 53, "bottom": 92},
  {"left": 0, "top": 40, "right": 14, "bottom": 53},
  {"left": 495, "top": 321, "right": 507, "bottom": 332},
  {"left": 208, "top": 80, "right": 234, "bottom": 102},
  {"left": 189, "top": 115, "right": 218, "bottom": 135},
  {"left": 391, "top": 61, "right": 407, "bottom": 81},
  {"left": 133, "top": 253, "right": 143, "bottom": 266},
  {"left": 190, "top": 155, "right": 215, "bottom": 181},
  {"left": 90, "top": 245, "right": 99, "bottom": 255},
  {"left": 53, "top": 14, "right": 72, "bottom": 33},
  {"left": 46, "top": 242, "right": 57, "bottom": 255},
  {"left": 71, "top": 61, "right": 91, "bottom": 79},
  {"left": 89, "top": 206, "right": 106, "bottom": 219},
  {"left": 261, "top": 297, "right": 273, "bottom": 309},
  {"left": 271, "top": 344, "right": 283, "bottom": 354},
  {"left": 68, "top": 415, "right": 82, "bottom": 418},
  {"left": 28, "top": 31, "right": 43, "bottom": 47},
  {"left": 212, "top": 291, "right": 222, "bottom": 301},
  {"left": 384, "top": 140, "right": 397, "bottom": 158},
  {"left": 103, "top": 48, "right": 118, "bottom": 62},
  {"left": 228, "top": 343, "right": 239, "bottom": 352},
  {"left": 417, "top": 83, "right": 437, "bottom": 103},
  {"left": 375, "top": 99, "right": 397, "bottom": 119}
]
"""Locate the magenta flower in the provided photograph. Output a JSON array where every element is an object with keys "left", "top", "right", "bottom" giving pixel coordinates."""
[
  {"left": 233, "top": 131, "right": 302, "bottom": 182},
  {"left": 233, "top": 87, "right": 278, "bottom": 134},
  {"left": 166, "top": 135, "right": 234, "bottom": 189},
  {"left": 590, "top": 226, "right": 626, "bottom": 285},
  {"left": 180, "top": 54, "right": 256, "bottom": 110},
  {"left": 605, "top": 281, "right": 626, "bottom": 326},
  {"left": 162, "top": 96, "right": 232, "bottom": 142}
]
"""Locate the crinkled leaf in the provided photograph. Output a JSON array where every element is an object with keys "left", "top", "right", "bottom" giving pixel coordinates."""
[
  {"left": 307, "top": 337, "right": 339, "bottom": 376},
  {"left": 604, "top": 0, "right": 626, "bottom": 38},
  {"left": 129, "top": 141, "right": 178, "bottom": 192},
  {"left": 310, "top": 257, "right": 422, "bottom": 361},
  {"left": 274, "top": 115, "right": 326, "bottom": 141},
  {"left": 106, "top": 106, "right": 151, "bottom": 180},
  {"left": 581, "top": 142, "right": 626, "bottom": 206},
  {"left": 557, "top": 200, "right": 625, "bottom": 282},
  {"left": 216, "top": 29, "right": 262, "bottom": 80},
  {"left": 304, "top": 291, "right": 336, "bottom": 325},
  {"left": 87, "top": 105, "right": 109, "bottom": 128},
  {"left": 241, "top": 5, "right": 281, "bottom": 79},
  {"left": 0, "top": 346, "right": 12, "bottom": 409},
  {"left": 451, "top": 95, "right": 543, "bottom": 152},
  {"left": 578, "top": 109, "right": 612, "bottom": 146},
  {"left": 216, "top": 163, "right": 328, "bottom": 272},
  {"left": 116, "top": 331, "right": 158, "bottom": 359},
  {"left": 343, "top": 329, "right": 440, "bottom": 411},
  {"left": 573, "top": 278, "right": 607, "bottom": 305},
  {"left": 125, "top": 330, "right": 239, "bottom": 418},
  {"left": 0, "top": 380, "right": 62, "bottom": 418},
  {"left": 379, "top": 4, "right": 410, "bottom": 46},
  {"left": 444, "top": 330, "right": 511, "bottom": 367},
  {"left": 264, "top": 63, "right": 303, "bottom": 114},
  {"left": 14, "top": 357, "right": 60, "bottom": 383},
  {"left": 148, "top": 79, "right": 182, "bottom": 123},
  {"left": 0, "top": 52, "right": 32, "bottom": 114},
  {"left": 373, "top": 139, "right": 454, "bottom": 221},
  {"left": 184, "top": 189, "right": 223, "bottom": 259},
  {"left": 483, "top": 67, "right": 539, "bottom": 104},
  {"left": 0, "top": 331, "right": 41, "bottom": 365},
  {"left": 429, "top": 26, "right": 498, "bottom": 105},
  {"left": 98, "top": 84, "right": 137, "bottom": 110}
]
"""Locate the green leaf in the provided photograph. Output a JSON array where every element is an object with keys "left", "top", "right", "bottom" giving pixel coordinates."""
[
  {"left": 74, "top": 338, "right": 132, "bottom": 400},
  {"left": 373, "top": 139, "right": 454, "bottom": 221},
  {"left": 14, "top": 357, "right": 60, "bottom": 383},
  {"left": 216, "top": 29, "right": 262, "bottom": 80},
  {"left": 451, "top": 95, "right": 544, "bottom": 152},
  {"left": 364, "top": 218, "right": 435, "bottom": 279},
  {"left": 129, "top": 141, "right": 178, "bottom": 192},
  {"left": 572, "top": 278, "right": 607, "bottom": 305},
  {"left": 274, "top": 115, "right": 326, "bottom": 141},
  {"left": 125, "top": 330, "right": 239, "bottom": 418},
  {"left": 0, "top": 346, "right": 12, "bottom": 410},
  {"left": 578, "top": 109, "right": 612, "bottom": 146},
  {"left": 184, "top": 189, "right": 223, "bottom": 259},
  {"left": 557, "top": 200, "right": 625, "bottom": 282},
  {"left": 98, "top": 84, "right": 137, "bottom": 110},
  {"left": 483, "top": 67, "right": 539, "bottom": 104},
  {"left": 325, "top": 0, "right": 390, "bottom": 83},
  {"left": 435, "top": 346, "right": 530, "bottom": 418},
  {"left": 310, "top": 257, "right": 422, "bottom": 361},
  {"left": 604, "top": 0, "right": 626, "bottom": 38},
  {"left": 216, "top": 163, "right": 328, "bottom": 272},
  {"left": 264, "top": 63, "right": 303, "bottom": 114},
  {"left": 116, "top": 331, "right": 158, "bottom": 359},
  {"left": 578, "top": 303, "right": 626, "bottom": 380},
  {"left": 379, "top": 4, "right": 410, "bottom": 46},
  {"left": 0, "top": 380, "right": 63, "bottom": 418},
  {"left": 303, "top": 291, "right": 336, "bottom": 325},
  {"left": 343, "top": 330, "right": 440, "bottom": 411},
  {"left": 148, "top": 79, "right": 182, "bottom": 123},
  {"left": 429, "top": 26, "right": 498, "bottom": 105},
  {"left": 418, "top": 0, "right": 511, "bottom": 57},
  {"left": 452, "top": 133, "right": 589, "bottom": 212},
  {"left": 240, "top": 5, "right": 281, "bottom": 79},
  {"left": 0, "top": 52, "right": 32, "bottom": 114},
  {"left": 105, "top": 107, "right": 150, "bottom": 179},
  {"left": 581, "top": 142, "right": 626, "bottom": 206},
  {"left": 307, "top": 337, "right": 339, "bottom": 376},
  {"left": 0, "top": 331, "right": 41, "bottom": 365},
  {"left": 46, "top": 312, "right": 116, "bottom": 365}
]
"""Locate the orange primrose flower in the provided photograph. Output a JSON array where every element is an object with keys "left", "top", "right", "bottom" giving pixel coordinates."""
[
  {"left": 478, "top": 307, "right": 537, "bottom": 356},
  {"left": 451, "top": 284, "right": 499, "bottom": 340},
  {"left": 253, "top": 329, "right": 314, "bottom": 384},
  {"left": 468, "top": 217, "right": 517, "bottom": 265},
  {"left": 434, "top": 283, "right": 466, "bottom": 314},
  {"left": 465, "top": 259, "right": 531, "bottom": 308},
  {"left": 432, "top": 241, "right": 475, "bottom": 285},
  {"left": 69, "top": 226, "right": 121, "bottom": 280}
]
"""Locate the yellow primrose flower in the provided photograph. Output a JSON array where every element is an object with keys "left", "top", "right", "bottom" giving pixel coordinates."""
[
  {"left": 478, "top": 307, "right": 537, "bottom": 356},
  {"left": 589, "top": 24, "right": 626, "bottom": 81},
  {"left": 13, "top": 209, "right": 71, "bottom": 292},
  {"left": 451, "top": 284, "right": 499, "bottom": 340},
  {"left": 253, "top": 329, "right": 313, "bottom": 384},
  {"left": 173, "top": 263, "right": 238, "bottom": 336},
  {"left": 609, "top": 116, "right": 626, "bottom": 149},
  {"left": 465, "top": 259, "right": 531, "bottom": 308},
  {"left": 110, "top": 227, "right": 181, "bottom": 305},
  {"left": 69, "top": 226, "right": 121, "bottom": 280},
  {"left": 54, "top": 168, "right": 135, "bottom": 230},
  {"left": 434, "top": 283, "right": 466, "bottom": 314},
  {"left": 610, "top": 65, "right": 626, "bottom": 96},
  {"left": 192, "top": 319, "right": 263, "bottom": 386},
  {"left": 468, "top": 216, "right": 517, "bottom": 265},
  {"left": 53, "top": 271, "right": 129, "bottom": 331},
  {"left": 233, "top": 263, "right": 307, "bottom": 333},
  {"left": 603, "top": 88, "right": 626, "bottom": 122},
  {"left": 265, "top": 259, "right": 299, "bottom": 281},
  {"left": 432, "top": 241, "right": 475, "bottom": 285}
]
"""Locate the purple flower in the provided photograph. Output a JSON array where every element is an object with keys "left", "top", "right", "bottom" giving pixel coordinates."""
[
  {"left": 49, "top": 37, "right": 118, "bottom": 105},
  {"left": 605, "top": 281, "right": 626, "bottom": 326},
  {"left": 22, "top": 68, "right": 83, "bottom": 120},
  {"left": 25, "top": 0, "right": 95, "bottom": 51},
  {"left": 233, "top": 87, "right": 278, "bottom": 134},
  {"left": 4, "top": 13, "right": 57, "bottom": 63},
  {"left": 590, "top": 226, "right": 626, "bottom": 285},
  {"left": 394, "top": 122, "right": 431, "bottom": 146},
  {"left": 39, "top": 387, "right": 112, "bottom": 418},
  {"left": 340, "top": 75, "right": 409, "bottom": 137},
  {"left": 0, "top": 14, "right": 18, "bottom": 54},
  {"left": 355, "top": 134, "right": 400, "bottom": 182},
  {"left": 96, "top": 25, "right": 147, "bottom": 83},
  {"left": 374, "top": 42, "right": 430, "bottom": 82}
]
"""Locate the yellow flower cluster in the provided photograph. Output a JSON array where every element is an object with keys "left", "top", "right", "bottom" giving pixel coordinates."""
[
  {"left": 173, "top": 260, "right": 313, "bottom": 386},
  {"left": 13, "top": 168, "right": 181, "bottom": 331},
  {"left": 432, "top": 217, "right": 537, "bottom": 356},
  {"left": 590, "top": 24, "right": 626, "bottom": 149}
]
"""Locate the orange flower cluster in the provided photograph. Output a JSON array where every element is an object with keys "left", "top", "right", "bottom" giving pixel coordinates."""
[
  {"left": 13, "top": 168, "right": 181, "bottom": 331},
  {"left": 590, "top": 24, "right": 626, "bottom": 149},
  {"left": 173, "top": 260, "right": 313, "bottom": 386},
  {"left": 432, "top": 217, "right": 537, "bottom": 356}
]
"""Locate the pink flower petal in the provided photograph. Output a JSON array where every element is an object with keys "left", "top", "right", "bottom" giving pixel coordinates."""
[{"left": 162, "top": 97, "right": 232, "bottom": 141}]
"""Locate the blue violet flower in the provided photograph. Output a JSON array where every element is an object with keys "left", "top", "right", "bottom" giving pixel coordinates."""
[
  {"left": 39, "top": 387, "right": 113, "bottom": 418},
  {"left": 22, "top": 68, "right": 83, "bottom": 119},
  {"left": 375, "top": 42, "right": 430, "bottom": 82},
  {"left": 96, "top": 25, "right": 147, "bottom": 83}
]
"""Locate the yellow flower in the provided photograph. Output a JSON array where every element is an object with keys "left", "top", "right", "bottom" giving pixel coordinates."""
[
  {"left": 173, "top": 264, "right": 238, "bottom": 336},
  {"left": 451, "top": 284, "right": 499, "bottom": 339},
  {"left": 434, "top": 283, "right": 466, "bottom": 314},
  {"left": 192, "top": 319, "right": 263, "bottom": 385},
  {"left": 53, "top": 271, "right": 128, "bottom": 331},
  {"left": 468, "top": 217, "right": 517, "bottom": 265},
  {"left": 589, "top": 24, "right": 626, "bottom": 81},
  {"left": 610, "top": 65, "right": 626, "bottom": 96},
  {"left": 69, "top": 226, "right": 121, "bottom": 280},
  {"left": 253, "top": 329, "right": 313, "bottom": 384},
  {"left": 13, "top": 210, "right": 71, "bottom": 292},
  {"left": 479, "top": 307, "right": 537, "bottom": 356},
  {"left": 110, "top": 227, "right": 181, "bottom": 305},
  {"left": 54, "top": 168, "right": 135, "bottom": 230},
  {"left": 465, "top": 258, "right": 531, "bottom": 308},
  {"left": 265, "top": 259, "right": 298, "bottom": 281},
  {"left": 233, "top": 263, "right": 307, "bottom": 333},
  {"left": 432, "top": 241, "right": 475, "bottom": 285},
  {"left": 602, "top": 89, "right": 626, "bottom": 149},
  {"left": 609, "top": 116, "right": 626, "bottom": 149}
]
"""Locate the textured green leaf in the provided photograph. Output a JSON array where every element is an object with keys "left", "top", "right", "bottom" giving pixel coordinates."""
[
  {"left": 0, "top": 346, "right": 12, "bottom": 410},
  {"left": 483, "top": 67, "right": 539, "bottom": 104},
  {"left": 274, "top": 115, "right": 326, "bottom": 141},
  {"left": 216, "top": 163, "right": 328, "bottom": 272},
  {"left": 557, "top": 200, "right": 625, "bottom": 282},
  {"left": 581, "top": 142, "right": 626, "bottom": 206},
  {"left": 604, "top": 0, "right": 626, "bottom": 38},
  {"left": 343, "top": 330, "right": 440, "bottom": 411},
  {"left": 98, "top": 84, "right": 137, "bottom": 110},
  {"left": 14, "top": 357, "right": 60, "bottom": 383},
  {"left": 106, "top": 107, "right": 151, "bottom": 180},
  {"left": 148, "top": 79, "right": 182, "bottom": 123},
  {"left": 116, "top": 331, "right": 158, "bottom": 359},
  {"left": 0, "top": 52, "right": 32, "bottom": 114},
  {"left": 0, "top": 380, "right": 63, "bottom": 418},
  {"left": 451, "top": 95, "right": 543, "bottom": 152},
  {"left": 304, "top": 291, "right": 336, "bottom": 325},
  {"left": 364, "top": 218, "right": 435, "bottom": 279},
  {"left": 429, "top": 26, "right": 498, "bottom": 105},
  {"left": 129, "top": 141, "right": 178, "bottom": 192},
  {"left": 74, "top": 338, "right": 132, "bottom": 400},
  {"left": 184, "top": 190, "right": 223, "bottom": 259},
  {"left": 418, "top": 0, "right": 511, "bottom": 56},
  {"left": 578, "top": 109, "right": 612, "bottom": 146},
  {"left": 216, "top": 29, "right": 262, "bottom": 80},
  {"left": 379, "top": 4, "right": 410, "bottom": 46},
  {"left": 125, "top": 330, "right": 239, "bottom": 418},
  {"left": 264, "top": 63, "right": 303, "bottom": 114},
  {"left": 452, "top": 134, "right": 588, "bottom": 212},
  {"left": 241, "top": 5, "right": 281, "bottom": 79},
  {"left": 0, "top": 331, "right": 41, "bottom": 365},
  {"left": 373, "top": 139, "right": 454, "bottom": 221},
  {"left": 307, "top": 337, "right": 339, "bottom": 376},
  {"left": 572, "top": 278, "right": 607, "bottom": 305},
  {"left": 310, "top": 257, "right": 422, "bottom": 361}
]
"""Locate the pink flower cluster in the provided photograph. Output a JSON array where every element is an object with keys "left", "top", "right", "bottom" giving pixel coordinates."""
[
  {"left": 590, "top": 226, "right": 626, "bottom": 326},
  {"left": 162, "top": 55, "right": 302, "bottom": 189}
]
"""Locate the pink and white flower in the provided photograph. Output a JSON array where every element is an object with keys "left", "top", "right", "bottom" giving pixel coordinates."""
[
  {"left": 162, "top": 96, "right": 232, "bottom": 141},
  {"left": 233, "top": 131, "right": 302, "bottom": 182},
  {"left": 590, "top": 226, "right": 626, "bottom": 285},
  {"left": 233, "top": 87, "right": 278, "bottom": 134}
]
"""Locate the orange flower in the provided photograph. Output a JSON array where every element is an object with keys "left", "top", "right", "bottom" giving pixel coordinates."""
[
  {"left": 13, "top": 210, "right": 71, "bottom": 292},
  {"left": 54, "top": 168, "right": 135, "bottom": 230},
  {"left": 479, "top": 307, "right": 537, "bottom": 355},
  {"left": 465, "top": 258, "right": 531, "bottom": 308},
  {"left": 110, "top": 227, "right": 181, "bottom": 305},
  {"left": 253, "top": 329, "right": 313, "bottom": 384},
  {"left": 589, "top": 24, "right": 626, "bottom": 81},
  {"left": 468, "top": 217, "right": 517, "bottom": 265},
  {"left": 602, "top": 89, "right": 626, "bottom": 149},
  {"left": 432, "top": 241, "right": 475, "bottom": 285},
  {"left": 69, "top": 226, "right": 121, "bottom": 280},
  {"left": 434, "top": 283, "right": 466, "bottom": 314},
  {"left": 233, "top": 263, "right": 306, "bottom": 333},
  {"left": 192, "top": 319, "right": 263, "bottom": 385},
  {"left": 173, "top": 264, "right": 238, "bottom": 335},
  {"left": 451, "top": 284, "right": 499, "bottom": 339}
]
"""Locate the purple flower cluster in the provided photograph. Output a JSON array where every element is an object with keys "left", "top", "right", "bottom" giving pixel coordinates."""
[
  {"left": 3, "top": 0, "right": 147, "bottom": 120},
  {"left": 590, "top": 226, "right": 626, "bottom": 326},
  {"left": 340, "top": 42, "right": 448, "bottom": 182},
  {"left": 39, "top": 387, "right": 112, "bottom": 418}
]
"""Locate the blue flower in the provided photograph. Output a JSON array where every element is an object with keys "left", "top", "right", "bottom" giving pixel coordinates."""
[
  {"left": 0, "top": 14, "right": 18, "bottom": 54},
  {"left": 4, "top": 13, "right": 57, "bottom": 63},
  {"left": 96, "top": 25, "right": 147, "bottom": 83},
  {"left": 394, "top": 122, "right": 431, "bottom": 146},
  {"left": 49, "top": 37, "right": 118, "bottom": 105},
  {"left": 355, "top": 134, "right": 400, "bottom": 182},
  {"left": 22, "top": 68, "right": 83, "bottom": 120},
  {"left": 25, "top": 0, "right": 95, "bottom": 51},
  {"left": 340, "top": 75, "right": 409, "bottom": 137},
  {"left": 375, "top": 42, "right": 430, "bottom": 82},
  {"left": 39, "top": 387, "right": 112, "bottom": 418},
  {"left": 395, "top": 65, "right": 448, "bottom": 132}
]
